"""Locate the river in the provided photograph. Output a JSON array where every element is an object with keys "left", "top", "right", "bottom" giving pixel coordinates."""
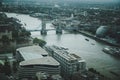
[{"left": 6, "top": 13, "right": 120, "bottom": 80}]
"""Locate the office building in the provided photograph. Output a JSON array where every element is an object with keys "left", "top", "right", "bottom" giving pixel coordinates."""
[
  {"left": 45, "top": 45, "right": 86, "bottom": 78},
  {"left": 16, "top": 45, "right": 60, "bottom": 79}
]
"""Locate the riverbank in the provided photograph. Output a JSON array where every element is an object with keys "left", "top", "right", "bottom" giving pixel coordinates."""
[{"left": 78, "top": 30, "right": 120, "bottom": 47}]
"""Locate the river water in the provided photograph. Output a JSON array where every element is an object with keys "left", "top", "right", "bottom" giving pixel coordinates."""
[{"left": 6, "top": 13, "right": 120, "bottom": 80}]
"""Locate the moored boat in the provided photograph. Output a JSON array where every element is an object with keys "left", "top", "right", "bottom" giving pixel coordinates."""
[
  {"left": 85, "top": 38, "right": 89, "bottom": 41},
  {"left": 102, "top": 47, "right": 120, "bottom": 57}
]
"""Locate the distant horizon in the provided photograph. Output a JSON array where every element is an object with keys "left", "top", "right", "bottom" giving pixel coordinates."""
[{"left": 3, "top": 0, "right": 120, "bottom": 3}]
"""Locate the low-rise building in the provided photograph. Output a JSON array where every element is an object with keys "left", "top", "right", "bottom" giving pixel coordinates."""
[
  {"left": 0, "top": 24, "right": 13, "bottom": 40},
  {"left": 0, "top": 24, "right": 16, "bottom": 52}
]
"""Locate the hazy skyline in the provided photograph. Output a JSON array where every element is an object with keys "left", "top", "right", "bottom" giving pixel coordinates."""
[
  {"left": 66, "top": 0, "right": 119, "bottom": 2},
  {"left": 3, "top": 0, "right": 120, "bottom": 3}
]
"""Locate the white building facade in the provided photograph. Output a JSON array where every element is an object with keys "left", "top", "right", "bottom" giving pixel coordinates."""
[{"left": 45, "top": 45, "right": 86, "bottom": 78}]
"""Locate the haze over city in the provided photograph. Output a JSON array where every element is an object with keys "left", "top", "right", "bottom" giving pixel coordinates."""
[{"left": 2, "top": 0, "right": 120, "bottom": 3}]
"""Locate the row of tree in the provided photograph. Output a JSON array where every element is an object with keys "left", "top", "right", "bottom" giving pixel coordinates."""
[{"left": 0, "top": 61, "right": 11, "bottom": 75}]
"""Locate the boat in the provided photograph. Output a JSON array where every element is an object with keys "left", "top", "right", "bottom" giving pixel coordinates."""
[
  {"left": 60, "top": 47, "right": 68, "bottom": 50},
  {"left": 102, "top": 47, "right": 120, "bottom": 57},
  {"left": 85, "top": 38, "right": 89, "bottom": 41},
  {"left": 109, "top": 71, "right": 119, "bottom": 76},
  {"left": 91, "top": 43, "right": 95, "bottom": 45}
]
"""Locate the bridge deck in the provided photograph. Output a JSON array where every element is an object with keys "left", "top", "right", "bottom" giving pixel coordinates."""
[{"left": 28, "top": 29, "right": 56, "bottom": 32}]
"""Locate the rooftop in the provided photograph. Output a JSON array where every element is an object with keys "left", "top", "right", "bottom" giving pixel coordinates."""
[
  {"left": 20, "top": 56, "right": 60, "bottom": 66},
  {"left": 17, "top": 45, "right": 48, "bottom": 60},
  {"left": 48, "top": 45, "right": 82, "bottom": 62},
  {"left": 0, "top": 24, "right": 13, "bottom": 32}
]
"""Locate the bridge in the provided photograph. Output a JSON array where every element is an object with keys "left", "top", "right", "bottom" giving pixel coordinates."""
[
  {"left": 28, "top": 20, "right": 63, "bottom": 35},
  {"left": 28, "top": 29, "right": 55, "bottom": 32},
  {"left": 28, "top": 20, "right": 78, "bottom": 35}
]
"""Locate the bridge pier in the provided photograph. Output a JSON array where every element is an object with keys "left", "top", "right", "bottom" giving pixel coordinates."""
[
  {"left": 56, "top": 29, "right": 62, "bottom": 34},
  {"left": 41, "top": 20, "right": 47, "bottom": 35},
  {"left": 56, "top": 24, "right": 62, "bottom": 34},
  {"left": 41, "top": 30, "right": 47, "bottom": 35}
]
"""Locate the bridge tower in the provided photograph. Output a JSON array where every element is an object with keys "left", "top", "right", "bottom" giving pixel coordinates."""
[
  {"left": 56, "top": 23, "right": 62, "bottom": 34},
  {"left": 41, "top": 21, "right": 47, "bottom": 35}
]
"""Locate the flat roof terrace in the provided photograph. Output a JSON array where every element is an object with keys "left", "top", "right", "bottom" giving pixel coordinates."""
[
  {"left": 20, "top": 56, "right": 60, "bottom": 66},
  {"left": 49, "top": 46, "right": 82, "bottom": 62},
  {"left": 16, "top": 45, "right": 48, "bottom": 61}
]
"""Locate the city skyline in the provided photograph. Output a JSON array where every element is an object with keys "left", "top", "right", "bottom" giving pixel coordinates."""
[{"left": 3, "top": 0, "right": 120, "bottom": 3}]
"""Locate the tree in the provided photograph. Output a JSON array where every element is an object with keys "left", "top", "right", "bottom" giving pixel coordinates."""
[
  {"left": 0, "top": 0, "right": 2, "bottom": 8},
  {"left": 33, "top": 38, "right": 46, "bottom": 47},
  {"left": 1, "top": 35, "right": 10, "bottom": 45},
  {"left": 0, "top": 63, "right": 4, "bottom": 73},
  {"left": 20, "top": 27, "right": 31, "bottom": 37},
  {"left": 4, "top": 61, "right": 11, "bottom": 75},
  {"left": 12, "top": 30, "right": 19, "bottom": 39}
]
